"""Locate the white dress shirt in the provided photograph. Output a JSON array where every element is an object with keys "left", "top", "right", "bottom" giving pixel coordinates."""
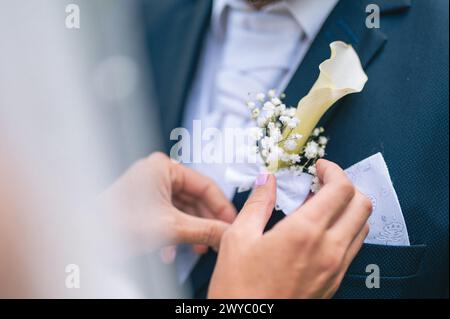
[
  {"left": 182, "top": 0, "right": 338, "bottom": 199},
  {"left": 177, "top": 0, "right": 338, "bottom": 282}
]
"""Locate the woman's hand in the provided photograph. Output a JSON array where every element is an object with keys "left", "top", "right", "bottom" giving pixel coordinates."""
[
  {"left": 208, "top": 159, "right": 372, "bottom": 298},
  {"left": 99, "top": 152, "right": 237, "bottom": 256}
]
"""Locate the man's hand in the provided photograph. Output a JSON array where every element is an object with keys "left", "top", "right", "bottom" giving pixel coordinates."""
[
  {"left": 208, "top": 159, "right": 372, "bottom": 298},
  {"left": 99, "top": 152, "right": 237, "bottom": 256}
]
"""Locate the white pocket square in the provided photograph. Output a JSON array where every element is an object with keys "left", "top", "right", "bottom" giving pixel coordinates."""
[{"left": 345, "top": 153, "right": 410, "bottom": 246}]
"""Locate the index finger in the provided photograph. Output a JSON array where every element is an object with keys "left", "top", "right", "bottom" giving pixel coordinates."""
[
  {"left": 232, "top": 174, "right": 276, "bottom": 236},
  {"left": 286, "top": 159, "right": 355, "bottom": 229},
  {"left": 170, "top": 161, "right": 237, "bottom": 223}
]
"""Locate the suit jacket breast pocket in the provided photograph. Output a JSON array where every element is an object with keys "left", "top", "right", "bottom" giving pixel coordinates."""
[{"left": 334, "top": 243, "right": 427, "bottom": 299}]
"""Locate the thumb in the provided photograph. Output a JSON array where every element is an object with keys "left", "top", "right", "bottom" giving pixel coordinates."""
[
  {"left": 233, "top": 173, "right": 276, "bottom": 235},
  {"left": 174, "top": 212, "right": 230, "bottom": 250}
]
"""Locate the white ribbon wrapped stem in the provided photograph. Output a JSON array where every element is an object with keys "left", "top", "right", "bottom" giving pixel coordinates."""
[{"left": 225, "top": 165, "right": 313, "bottom": 214}]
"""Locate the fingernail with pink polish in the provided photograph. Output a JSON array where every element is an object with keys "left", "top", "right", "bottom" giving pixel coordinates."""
[{"left": 255, "top": 173, "right": 269, "bottom": 186}]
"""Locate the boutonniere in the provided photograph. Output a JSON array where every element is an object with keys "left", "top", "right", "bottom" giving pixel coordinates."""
[{"left": 226, "top": 41, "right": 368, "bottom": 213}]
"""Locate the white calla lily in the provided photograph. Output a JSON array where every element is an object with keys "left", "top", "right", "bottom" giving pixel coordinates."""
[{"left": 273, "top": 41, "right": 368, "bottom": 170}]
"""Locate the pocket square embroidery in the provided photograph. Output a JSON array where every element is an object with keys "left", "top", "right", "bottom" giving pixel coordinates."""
[{"left": 345, "top": 153, "right": 410, "bottom": 246}]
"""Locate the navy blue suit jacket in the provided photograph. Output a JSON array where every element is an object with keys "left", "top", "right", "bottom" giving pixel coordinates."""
[{"left": 140, "top": 0, "right": 449, "bottom": 298}]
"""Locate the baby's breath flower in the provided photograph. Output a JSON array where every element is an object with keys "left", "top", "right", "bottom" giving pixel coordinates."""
[
  {"left": 251, "top": 108, "right": 260, "bottom": 119},
  {"left": 284, "top": 139, "right": 297, "bottom": 151},
  {"left": 263, "top": 101, "right": 275, "bottom": 111},
  {"left": 257, "top": 116, "right": 268, "bottom": 127},
  {"left": 308, "top": 165, "right": 317, "bottom": 175},
  {"left": 271, "top": 97, "right": 282, "bottom": 106},
  {"left": 304, "top": 141, "right": 319, "bottom": 159},
  {"left": 318, "top": 147, "right": 325, "bottom": 158},
  {"left": 260, "top": 136, "right": 273, "bottom": 149},
  {"left": 313, "top": 128, "right": 321, "bottom": 136},
  {"left": 268, "top": 89, "right": 276, "bottom": 98},
  {"left": 279, "top": 115, "right": 290, "bottom": 124},
  {"left": 284, "top": 107, "right": 297, "bottom": 117},
  {"left": 266, "top": 146, "right": 284, "bottom": 165},
  {"left": 270, "top": 130, "right": 282, "bottom": 143},
  {"left": 286, "top": 117, "right": 299, "bottom": 128},
  {"left": 289, "top": 154, "right": 301, "bottom": 163},
  {"left": 281, "top": 152, "right": 291, "bottom": 162},
  {"left": 264, "top": 109, "right": 275, "bottom": 118},
  {"left": 319, "top": 136, "right": 328, "bottom": 145},
  {"left": 256, "top": 92, "right": 266, "bottom": 102},
  {"left": 274, "top": 105, "right": 285, "bottom": 116},
  {"left": 268, "top": 124, "right": 282, "bottom": 142}
]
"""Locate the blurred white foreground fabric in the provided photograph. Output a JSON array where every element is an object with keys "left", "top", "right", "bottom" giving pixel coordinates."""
[{"left": 0, "top": 0, "right": 177, "bottom": 298}]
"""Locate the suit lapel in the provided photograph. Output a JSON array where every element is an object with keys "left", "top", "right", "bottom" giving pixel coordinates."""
[
  {"left": 142, "top": 0, "right": 213, "bottom": 150},
  {"left": 284, "top": 0, "right": 393, "bottom": 125}
]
